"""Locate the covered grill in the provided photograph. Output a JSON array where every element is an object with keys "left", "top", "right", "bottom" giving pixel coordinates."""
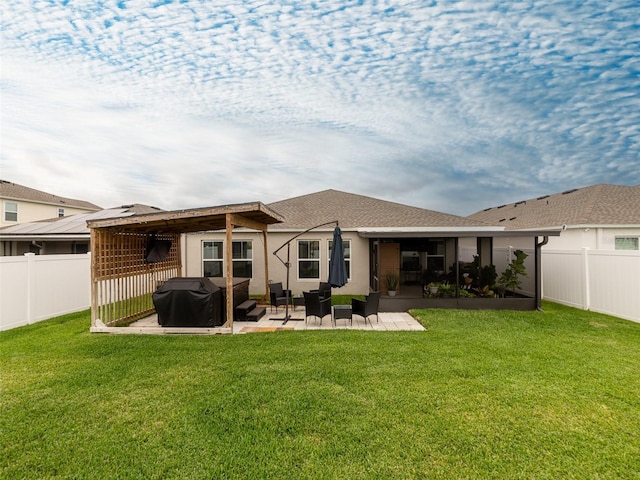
[{"left": 153, "top": 277, "right": 223, "bottom": 327}]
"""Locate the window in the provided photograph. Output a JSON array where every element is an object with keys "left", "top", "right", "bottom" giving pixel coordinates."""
[
  {"left": 615, "top": 237, "right": 639, "bottom": 251},
  {"left": 203, "top": 240, "right": 253, "bottom": 278},
  {"left": 328, "top": 239, "right": 351, "bottom": 278},
  {"left": 298, "top": 240, "right": 320, "bottom": 279},
  {"left": 232, "top": 241, "right": 252, "bottom": 278},
  {"left": 203, "top": 241, "right": 224, "bottom": 277},
  {"left": 425, "top": 240, "right": 445, "bottom": 274},
  {"left": 4, "top": 202, "right": 17, "bottom": 222},
  {"left": 58, "top": 208, "right": 65, "bottom": 218}
]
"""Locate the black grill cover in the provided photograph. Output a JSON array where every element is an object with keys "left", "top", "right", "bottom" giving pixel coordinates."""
[{"left": 153, "top": 277, "right": 222, "bottom": 327}]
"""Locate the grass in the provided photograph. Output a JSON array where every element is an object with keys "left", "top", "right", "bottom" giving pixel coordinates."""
[{"left": 2, "top": 302, "right": 639, "bottom": 479}]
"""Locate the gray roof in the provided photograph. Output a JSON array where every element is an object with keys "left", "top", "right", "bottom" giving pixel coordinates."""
[
  {"left": 0, "top": 179, "right": 102, "bottom": 211},
  {"left": 468, "top": 184, "right": 640, "bottom": 229},
  {"left": 0, "top": 204, "right": 163, "bottom": 238},
  {"left": 267, "top": 189, "right": 489, "bottom": 230}
]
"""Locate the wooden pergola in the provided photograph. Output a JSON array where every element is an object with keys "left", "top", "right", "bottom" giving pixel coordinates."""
[{"left": 86, "top": 202, "right": 284, "bottom": 334}]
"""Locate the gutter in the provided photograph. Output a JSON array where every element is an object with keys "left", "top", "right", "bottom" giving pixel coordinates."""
[{"left": 535, "top": 236, "right": 550, "bottom": 311}]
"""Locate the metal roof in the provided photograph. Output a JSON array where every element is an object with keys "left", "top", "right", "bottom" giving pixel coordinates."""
[{"left": 0, "top": 205, "right": 163, "bottom": 240}]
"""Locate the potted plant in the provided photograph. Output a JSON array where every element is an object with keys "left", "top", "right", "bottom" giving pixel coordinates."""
[
  {"left": 427, "top": 282, "right": 440, "bottom": 296},
  {"left": 497, "top": 250, "right": 528, "bottom": 296},
  {"left": 385, "top": 271, "right": 399, "bottom": 296},
  {"left": 437, "top": 282, "right": 454, "bottom": 298}
]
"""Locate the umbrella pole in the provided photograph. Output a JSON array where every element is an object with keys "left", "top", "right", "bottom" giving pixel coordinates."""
[
  {"left": 283, "top": 243, "right": 291, "bottom": 324},
  {"left": 273, "top": 220, "right": 339, "bottom": 324}
]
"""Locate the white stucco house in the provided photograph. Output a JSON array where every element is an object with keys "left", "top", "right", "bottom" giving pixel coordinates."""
[{"left": 183, "top": 189, "right": 558, "bottom": 311}]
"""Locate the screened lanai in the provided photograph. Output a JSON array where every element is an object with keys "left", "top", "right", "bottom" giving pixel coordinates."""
[{"left": 86, "top": 202, "right": 284, "bottom": 334}]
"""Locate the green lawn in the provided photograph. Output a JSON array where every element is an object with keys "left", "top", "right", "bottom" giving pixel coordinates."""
[{"left": 2, "top": 302, "right": 639, "bottom": 479}]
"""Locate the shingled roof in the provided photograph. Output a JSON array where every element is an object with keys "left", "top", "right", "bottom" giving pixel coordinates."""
[
  {"left": 468, "top": 184, "right": 640, "bottom": 229},
  {"left": 0, "top": 179, "right": 101, "bottom": 211},
  {"left": 267, "top": 189, "right": 489, "bottom": 230}
]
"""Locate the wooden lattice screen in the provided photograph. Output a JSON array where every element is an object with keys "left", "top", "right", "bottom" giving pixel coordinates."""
[{"left": 91, "top": 229, "right": 181, "bottom": 326}]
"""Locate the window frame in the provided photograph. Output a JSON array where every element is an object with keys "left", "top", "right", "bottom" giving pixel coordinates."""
[
  {"left": 615, "top": 236, "right": 639, "bottom": 251},
  {"left": 231, "top": 240, "right": 253, "bottom": 278},
  {"left": 58, "top": 208, "right": 65, "bottom": 218},
  {"left": 202, "top": 240, "right": 254, "bottom": 278},
  {"left": 297, "top": 239, "right": 321, "bottom": 280},
  {"left": 202, "top": 240, "right": 224, "bottom": 278},
  {"left": 4, "top": 201, "right": 18, "bottom": 222}
]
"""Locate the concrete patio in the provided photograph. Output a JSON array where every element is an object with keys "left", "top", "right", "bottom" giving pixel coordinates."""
[{"left": 131, "top": 307, "right": 424, "bottom": 333}]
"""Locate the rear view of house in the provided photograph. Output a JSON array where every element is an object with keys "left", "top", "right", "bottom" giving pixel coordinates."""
[{"left": 183, "top": 189, "right": 558, "bottom": 311}]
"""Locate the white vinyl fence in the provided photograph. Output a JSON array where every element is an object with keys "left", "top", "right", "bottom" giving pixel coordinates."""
[
  {"left": 0, "top": 253, "right": 91, "bottom": 331},
  {"left": 542, "top": 248, "right": 640, "bottom": 323}
]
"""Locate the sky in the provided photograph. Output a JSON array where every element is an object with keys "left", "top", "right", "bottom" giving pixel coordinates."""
[{"left": 1, "top": 1, "right": 639, "bottom": 216}]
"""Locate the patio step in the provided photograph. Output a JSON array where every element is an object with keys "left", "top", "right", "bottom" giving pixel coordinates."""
[
  {"left": 235, "top": 300, "right": 257, "bottom": 321},
  {"left": 246, "top": 307, "right": 266, "bottom": 322}
]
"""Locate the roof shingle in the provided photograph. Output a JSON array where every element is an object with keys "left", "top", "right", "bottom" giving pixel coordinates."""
[
  {"left": 267, "top": 189, "right": 489, "bottom": 229},
  {"left": 467, "top": 184, "right": 640, "bottom": 229},
  {"left": 0, "top": 179, "right": 101, "bottom": 211}
]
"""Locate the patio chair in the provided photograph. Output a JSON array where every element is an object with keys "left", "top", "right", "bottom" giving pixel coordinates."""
[
  {"left": 311, "top": 282, "right": 332, "bottom": 300},
  {"left": 269, "top": 282, "right": 291, "bottom": 312},
  {"left": 352, "top": 291, "right": 381, "bottom": 325},
  {"left": 303, "top": 291, "right": 331, "bottom": 325}
]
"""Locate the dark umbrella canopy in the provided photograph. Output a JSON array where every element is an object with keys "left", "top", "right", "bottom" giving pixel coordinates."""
[{"left": 328, "top": 226, "right": 348, "bottom": 288}]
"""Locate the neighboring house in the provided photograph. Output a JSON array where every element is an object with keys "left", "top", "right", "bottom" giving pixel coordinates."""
[
  {"left": 0, "top": 204, "right": 164, "bottom": 256},
  {"left": 467, "top": 184, "right": 640, "bottom": 322},
  {"left": 1, "top": 179, "right": 101, "bottom": 230},
  {"left": 467, "top": 184, "right": 640, "bottom": 252},
  {"left": 183, "top": 190, "right": 557, "bottom": 309}
]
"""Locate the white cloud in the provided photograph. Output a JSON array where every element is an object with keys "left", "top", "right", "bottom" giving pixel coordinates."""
[{"left": 1, "top": 0, "right": 639, "bottom": 216}]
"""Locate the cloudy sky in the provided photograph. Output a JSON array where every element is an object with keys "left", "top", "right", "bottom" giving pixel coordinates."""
[{"left": 1, "top": 1, "right": 639, "bottom": 216}]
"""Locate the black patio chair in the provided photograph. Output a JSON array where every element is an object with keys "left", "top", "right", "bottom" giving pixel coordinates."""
[
  {"left": 352, "top": 291, "right": 381, "bottom": 325},
  {"left": 269, "top": 282, "right": 291, "bottom": 312},
  {"left": 303, "top": 291, "right": 331, "bottom": 325},
  {"left": 311, "top": 282, "right": 332, "bottom": 300}
]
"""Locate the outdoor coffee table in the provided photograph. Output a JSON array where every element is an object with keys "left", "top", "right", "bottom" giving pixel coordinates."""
[
  {"left": 332, "top": 305, "right": 352, "bottom": 326},
  {"left": 292, "top": 296, "right": 305, "bottom": 310}
]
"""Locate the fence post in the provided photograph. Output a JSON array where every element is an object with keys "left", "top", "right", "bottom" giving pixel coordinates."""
[
  {"left": 25, "top": 253, "right": 36, "bottom": 325},
  {"left": 582, "top": 247, "right": 590, "bottom": 310}
]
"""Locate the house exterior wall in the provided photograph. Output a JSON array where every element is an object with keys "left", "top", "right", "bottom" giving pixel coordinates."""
[
  {"left": 489, "top": 236, "right": 537, "bottom": 296},
  {"left": 1, "top": 241, "right": 31, "bottom": 256},
  {"left": 1, "top": 199, "right": 95, "bottom": 227},
  {"left": 183, "top": 229, "right": 371, "bottom": 296},
  {"left": 0, "top": 239, "right": 90, "bottom": 256},
  {"left": 543, "top": 227, "right": 640, "bottom": 251}
]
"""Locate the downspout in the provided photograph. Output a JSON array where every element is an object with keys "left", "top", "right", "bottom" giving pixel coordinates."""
[
  {"left": 535, "top": 236, "right": 549, "bottom": 311},
  {"left": 454, "top": 237, "right": 460, "bottom": 307}
]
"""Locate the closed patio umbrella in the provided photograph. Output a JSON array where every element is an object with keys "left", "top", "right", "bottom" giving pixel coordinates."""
[{"left": 328, "top": 226, "right": 348, "bottom": 288}]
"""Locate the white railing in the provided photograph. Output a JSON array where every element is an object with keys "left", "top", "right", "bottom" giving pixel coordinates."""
[
  {"left": 0, "top": 253, "right": 91, "bottom": 331},
  {"left": 542, "top": 248, "right": 640, "bottom": 323}
]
